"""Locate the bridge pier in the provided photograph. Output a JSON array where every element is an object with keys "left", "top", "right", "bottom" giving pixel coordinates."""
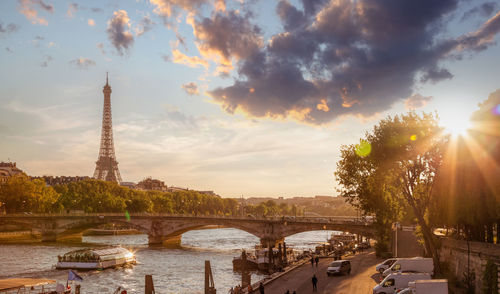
[{"left": 260, "top": 237, "right": 285, "bottom": 248}]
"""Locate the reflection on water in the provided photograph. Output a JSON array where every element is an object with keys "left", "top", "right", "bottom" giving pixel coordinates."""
[{"left": 0, "top": 228, "right": 336, "bottom": 293}]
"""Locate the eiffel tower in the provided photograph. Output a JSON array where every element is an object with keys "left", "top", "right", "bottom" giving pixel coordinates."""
[{"left": 93, "top": 73, "right": 122, "bottom": 183}]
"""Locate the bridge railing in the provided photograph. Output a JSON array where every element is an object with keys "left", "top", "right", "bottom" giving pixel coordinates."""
[{"left": 0, "top": 213, "right": 373, "bottom": 225}]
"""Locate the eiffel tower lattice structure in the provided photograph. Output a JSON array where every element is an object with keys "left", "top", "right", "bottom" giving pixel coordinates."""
[{"left": 93, "top": 73, "right": 122, "bottom": 183}]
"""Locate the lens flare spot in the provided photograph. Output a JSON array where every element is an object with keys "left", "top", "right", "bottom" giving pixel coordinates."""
[
  {"left": 493, "top": 104, "right": 500, "bottom": 115},
  {"left": 410, "top": 134, "right": 417, "bottom": 141},
  {"left": 355, "top": 140, "right": 371, "bottom": 157}
]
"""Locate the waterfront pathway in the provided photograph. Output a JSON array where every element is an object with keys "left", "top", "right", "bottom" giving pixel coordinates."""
[{"left": 253, "top": 250, "right": 380, "bottom": 294}]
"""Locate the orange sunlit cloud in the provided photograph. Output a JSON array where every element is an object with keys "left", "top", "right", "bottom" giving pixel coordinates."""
[{"left": 171, "top": 49, "right": 209, "bottom": 68}]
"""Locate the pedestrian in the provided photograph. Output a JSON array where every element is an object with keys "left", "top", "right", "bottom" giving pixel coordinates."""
[
  {"left": 310, "top": 257, "right": 314, "bottom": 267},
  {"left": 315, "top": 256, "right": 319, "bottom": 267},
  {"left": 259, "top": 282, "right": 265, "bottom": 294},
  {"left": 312, "top": 274, "right": 318, "bottom": 292},
  {"left": 247, "top": 284, "right": 253, "bottom": 293},
  {"left": 293, "top": 291, "right": 296, "bottom": 294},
  {"left": 228, "top": 286, "right": 234, "bottom": 294},
  {"left": 285, "top": 290, "right": 290, "bottom": 294}
]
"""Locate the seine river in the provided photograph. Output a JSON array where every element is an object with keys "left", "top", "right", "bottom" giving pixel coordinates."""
[{"left": 0, "top": 228, "right": 335, "bottom": 293}]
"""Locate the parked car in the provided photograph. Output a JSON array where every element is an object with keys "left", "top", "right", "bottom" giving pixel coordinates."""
[
  {"left": 357, "top": 242, "right": 370, "bottom": 249},
  {"left": 376, "top": 258, "right": 398, "bottom": 274},
  {"left": 382, "top": 257, "right": 433, "bottom": 277},
  {"left": 373, "top": 272, "right": 431, "bottom": 294},
  {"left": 326, "top": 260, "right": 351, "bottom": 276}
]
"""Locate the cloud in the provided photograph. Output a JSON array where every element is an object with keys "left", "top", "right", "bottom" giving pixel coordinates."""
[
  {"left": 69, "top": 57, "right": 96, "bottom": 69},
  {"left": 135, "top": 15, "right": 155, "bottom": 36},
  {"left": 182, "top": 82, "right": 199, "bottom": 95},
  {"left": 404, "top": 94, "right": 433, "bottom": 110},
  {"left": 66, "top": 3, "right": 78, "bottom": 18},
  {"left": 206, "top": 1, "right": 500, "bottom": 125},
  {"left": 461, "top": 2, "right": 497, "bottom": 22},
  {"left": 87, "top": 19, "right": 95, "bottom": 26},
  {"left": 452, "top": 10, "right": 500, "bottom": 52},
  {"left": 150, "top": 0, "right": 211, "bottom": 19},
  {"left": 31, "top": 35, "right": 44, "bottom": 47},
  {"left": 40, "top": 55, "right": 52, "bottom": 67},
  {"left": 420, "top": 67, "right": 453, "bottom": 84},
  {"left": 172, "top": 49, "right": 208, "bottom": 68},
  {"left": 0, "top": 22, "right": 20, "bottom": 35},
  {"left": 97, "top": 42, "right": 106, "bottom": 55},
  {"left": 18, "top": 0, "right": 54, "bottom": 25},
  {"left": 106, "top": 10, "right": 134, "bottom": 55},
  {"left": 190, "top": 10, "right": 263, "bottom": 68},
  {"left": 3, "top": 100, "right": 93, "bottom": 132}
]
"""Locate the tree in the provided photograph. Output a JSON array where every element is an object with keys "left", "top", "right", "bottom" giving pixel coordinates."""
[
  {"left": 336, "top": 112, "right": 445, "bottom": 272},
  {"left": 432, "top": 90, "right": 500, "bottom": 243},
  {"left": 0, "top": 175, "right": 61, "bottom": 213}
]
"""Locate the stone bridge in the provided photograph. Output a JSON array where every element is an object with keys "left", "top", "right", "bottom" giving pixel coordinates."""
[{"left": 0, "top": 214, "right": 376, "bottom": 247}]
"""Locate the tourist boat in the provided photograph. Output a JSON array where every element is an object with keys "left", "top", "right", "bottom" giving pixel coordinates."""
[
  {"left": 232, "top": 250, "right": 258, "bottom": 271},
  {"left": 56, "top": 246, "right": 136, "bottom": 270},
  {"left": 0, "top": 278, "right": 69, "bottom": 294}
]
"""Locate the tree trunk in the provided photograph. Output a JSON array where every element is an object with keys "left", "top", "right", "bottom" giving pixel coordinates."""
[
  {"left": 419, "top": 217, "right": 441, "bottom": 275},
  {"left": 486, "top": 223, "right": 493, "bottom": 243}
]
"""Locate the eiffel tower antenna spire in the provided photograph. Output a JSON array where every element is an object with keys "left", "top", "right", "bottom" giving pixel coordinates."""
[{"left": 93, "top": 73, "right": 122, "bottom": 183}]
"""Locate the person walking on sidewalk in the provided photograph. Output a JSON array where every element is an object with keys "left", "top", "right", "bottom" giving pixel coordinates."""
[
  {"left": 310, "top": 256, "right": 314, "bottom": 267},
  {"left": 259, "top": 282, "right": 265, "bottom": 294},
  {"left": 312, "top": 274, "right": 318, "bottom": 292},
  {"left": 315, "top": 256, "right": 319, "bottom": 267}
]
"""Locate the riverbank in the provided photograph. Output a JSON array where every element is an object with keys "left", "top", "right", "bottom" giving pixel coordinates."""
[{"left": 247, "top": 249, "right": 380, "bottom": 294}]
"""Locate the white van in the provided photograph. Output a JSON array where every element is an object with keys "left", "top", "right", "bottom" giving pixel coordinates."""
[
  {"left": 407, "top": 279, "right": 448, "bottom": 294},
  {"left": 372, "top": 273, "right": 431, "bottom": 294},
  {"left": 375, "top": 258, "right": 398, "bottom": 273},
  {"left": 382, "top": 257, "right": 433, "bottom": 276}
]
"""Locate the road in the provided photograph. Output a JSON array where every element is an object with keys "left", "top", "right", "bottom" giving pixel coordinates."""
[{"left": 254, "top": 250, "right": 381, "bottom": 294}]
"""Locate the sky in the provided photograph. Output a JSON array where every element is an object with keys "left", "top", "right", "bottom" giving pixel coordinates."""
[{"left": 0, "top": 0, "right": 500, "bottom": 198}]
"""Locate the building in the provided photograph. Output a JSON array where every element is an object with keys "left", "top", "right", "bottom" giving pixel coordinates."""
[
  {"left": 31, "top": 175, "right": 90, "bottom": 186},
  {"left": 136, "top": 178, "right": 168, "bottom": 192},
  {"left": 0, "top": 162, "right": 25, "bottom": 184},
  {"left": 120, "top": 182, "right": 137, "bottom": 189}
]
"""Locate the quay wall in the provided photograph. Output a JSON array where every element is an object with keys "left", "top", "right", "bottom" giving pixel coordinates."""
[{"left": 439, "top": 237, "right": 500, "bottom": 293}]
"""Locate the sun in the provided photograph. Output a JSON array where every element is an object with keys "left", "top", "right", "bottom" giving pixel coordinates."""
[{"left": 440, "top": 113, "right": 472, "bottom": 136}]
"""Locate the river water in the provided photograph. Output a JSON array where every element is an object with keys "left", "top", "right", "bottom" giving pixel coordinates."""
[{"left": 0, "top": 228, "right": 335, "bottom": 293}]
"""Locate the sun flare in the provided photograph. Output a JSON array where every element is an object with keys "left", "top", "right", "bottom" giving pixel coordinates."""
[{"left": 440, "top": 114, "right": 472, "bottom": 136}]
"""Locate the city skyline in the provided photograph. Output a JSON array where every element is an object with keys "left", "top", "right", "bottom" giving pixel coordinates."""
[{"left": 1, "top": 1, "right": 500, "bottom": 197}]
